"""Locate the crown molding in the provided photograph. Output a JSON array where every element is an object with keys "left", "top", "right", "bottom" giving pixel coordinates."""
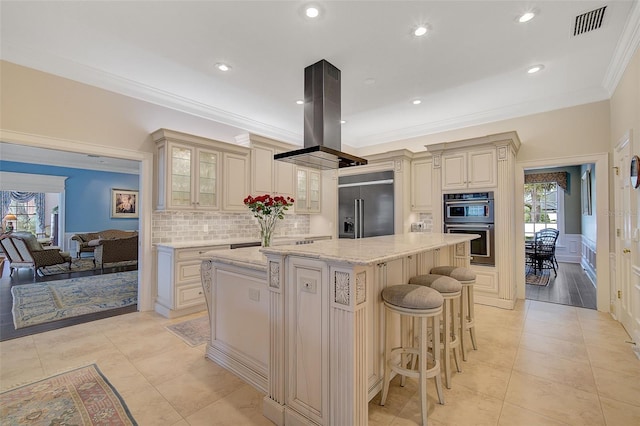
[{"left": 603, "top": 0, "right": 640, "bottom": 95}]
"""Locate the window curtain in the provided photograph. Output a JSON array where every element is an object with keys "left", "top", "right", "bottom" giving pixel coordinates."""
[
  {"left": 524, "top": 172, "right": 568, "bottom": 191},
  {"left": 1, "top": 191, "right": 46, "bottom": 232}
]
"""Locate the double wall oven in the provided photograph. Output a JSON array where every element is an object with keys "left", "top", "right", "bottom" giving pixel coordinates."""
[{"left": 443, "top": 192, "right": 495, "bottom": 266}]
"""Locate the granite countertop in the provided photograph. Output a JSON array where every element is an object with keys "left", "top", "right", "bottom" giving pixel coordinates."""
[
  {"left": 204, "top": 233, "right": 478, "bottom": 269},
  {"left": 155, "top": 234, "right": 330, "bottom": 249}
]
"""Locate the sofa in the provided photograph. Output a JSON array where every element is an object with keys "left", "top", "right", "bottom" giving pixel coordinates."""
[
  {"left": 0, "top": 231, "right": 72, "bottom": 277},
  {"left": 94, "top": 234, "right": 138, "bottom": 270},
  {"left": 71, "top": 229, "right": 137, "bottom": 258}
]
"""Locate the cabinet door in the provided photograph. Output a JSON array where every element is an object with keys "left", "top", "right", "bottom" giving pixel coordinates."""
[
  {"left": 442, "top": 152, "right": 468, "bottom": 190},
  {"left": 308, "top": 170, "right": 321, "bottom": 213},
  {"left": 411, "top": 158, "right": 433, "bottom": 211},
  {"left": 467, "top": 148, "right": 496, "bottom": 188},
  {"left": 251, "top": 145, "right": 274, "bottom": 194},
  {"left": 169, "top": 144, "right": 195, "bottom": 208},
  {"left": 223, "top": 152, "right": 250, "bottom": 211},
  {"left": 295, "top": 168, "right": 309, "bottom": 213},
  {"left": 275, "top": 157, "right": 295, "bottom": 198},
  {"left": 196, "top": 149, "right": 219, "bottom": 209}
]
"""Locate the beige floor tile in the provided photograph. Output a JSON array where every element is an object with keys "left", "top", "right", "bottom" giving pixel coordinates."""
[
  {"left": 600, "top": 396, "right": 640, "bottom": 425},
  {"left": 448, "top": 359, "right": 512, "bottom": 400},
  {"left": 131, "top": 343, "right": 211, "bottom": 386},
  {"left": 0, "top": 336, "right": 44, "bottom": 391},
  {"left": 94, "top": 353, "right": 151, "bottom": 395},
  {"left": 119, "top": 380, "right": 183, "bottom": 425},
  {"left": 155, "top": 359, "right": 247, "bottom": 418},
  {"left": 504, "top": 370, "right": 604, "bottom": 425},
  {"left": 369, "top": 375, "right": 419, "bottom": 423},
  {"left": 592, "top": 366, "right": 640, "bottom": 408},
  {"left": 523, "top": 317, "right": 585, "bottom": 344},
  {"left": 512, "top": 347, "right": 596, "bottom": 393},
  {"left": 185, "top": 383, "right": 271, "bottom": 426},
  {"left": 466, "top": 336, "right": 519, "bottom": 369},
  {"left": 519, "top": 331, "right": 589, "bottom": 362},
  {"left": 498, "top": 401, "right": 570, "bottom": 425},
  {"left": 585, "top": 342, "right": 640, "bottom": 376},
  {"left": 107, "top": 326, "right": 185, "bottom": 362}
]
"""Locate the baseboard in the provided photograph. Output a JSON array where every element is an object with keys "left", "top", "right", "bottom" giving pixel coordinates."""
[
  {"left": 474, "top": 294, "right": 516, "bottom": 310},
  {"left": 263, "top": 396, "right": 285, "bottom": 426}
]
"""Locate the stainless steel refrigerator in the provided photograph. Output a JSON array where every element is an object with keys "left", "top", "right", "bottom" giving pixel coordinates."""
[{"left": 338, "top": 171, "right": 394, "bottom": 239}]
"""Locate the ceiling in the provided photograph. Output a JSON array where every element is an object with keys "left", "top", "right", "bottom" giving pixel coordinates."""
[{"left": 1, "top": 1, "right": 639, "bottom": 152}]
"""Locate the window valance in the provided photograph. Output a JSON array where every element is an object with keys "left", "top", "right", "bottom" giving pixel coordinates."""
[
  {"left": 1, "top": 191, "right": 46, "bottom": 232},
  {"left": 524, "top": 172, "right": 568, "bottom": 191}
]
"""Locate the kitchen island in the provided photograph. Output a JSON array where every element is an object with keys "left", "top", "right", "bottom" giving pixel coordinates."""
[{"left": 200, "top": 233, "right": 476, "bottom": 426}]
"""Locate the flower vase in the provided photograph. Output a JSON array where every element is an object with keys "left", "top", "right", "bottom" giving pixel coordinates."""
[{"left": 260, "top": 221, "right": 275, "bottom": 247}]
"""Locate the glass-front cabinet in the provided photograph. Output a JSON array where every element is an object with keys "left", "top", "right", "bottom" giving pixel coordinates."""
[
  {"left": 295, "top": 166, "right": 321, "bottom": 214},
  {"left": 153, "top": 129, "right": 248, "bottom": 211}
]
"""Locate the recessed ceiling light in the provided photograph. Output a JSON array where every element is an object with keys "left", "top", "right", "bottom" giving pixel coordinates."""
[
  {"left": 527, "top": 64, "right": 544, "bottom": 74},
  {"left": 413, "top": 25, "right": 429, "bottom": 37},
  {"left": 296, "top": 100, "right": 304, "bottom": 105},
  {"left": 340, "top": 120, "right": 347, "bottom": 124},
  {"left": 305, "top": 6, "right": 319, "bottom": 18},
  {"left": 215, "top": 63, "right": 231, "bottom": 72},
  {"left": 412, "top": 99, "right": 422, "bottom": 105},
  {"left": 518, "top": 11, "right": 536, "bottom": 23}
]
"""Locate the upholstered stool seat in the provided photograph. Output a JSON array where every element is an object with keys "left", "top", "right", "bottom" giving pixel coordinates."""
[
  {"left": 380, "top": 284, "right": 445, "bottom": 426},
  {"left": 409, "top": 274, "right": 462, "bottom": 389},
  {"left": 431, "top": 266, "right": 477, "bottom": 361}
]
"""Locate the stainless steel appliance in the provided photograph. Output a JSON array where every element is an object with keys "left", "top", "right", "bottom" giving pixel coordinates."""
[
  {"left": 443, "top": 192, "right": 495, "bottom": 266},
  {"left": 338, "top": 171, "right": 394, "bottom": 239}
]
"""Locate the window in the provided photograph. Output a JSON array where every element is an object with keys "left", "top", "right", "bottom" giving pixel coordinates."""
[
  {"left": 524, "top": 182, "right": 559, "bottom": 240},
  {"left": 8, "top": 198, "right": 38, "bottom": 234}
]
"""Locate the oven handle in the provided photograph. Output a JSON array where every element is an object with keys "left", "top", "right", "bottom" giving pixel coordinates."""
[
  {"left": 445, "top": 224, "right": 493, "bottom": 229},
  {"left": 444, "top": 199, "right": 491, "bottom": 204}
]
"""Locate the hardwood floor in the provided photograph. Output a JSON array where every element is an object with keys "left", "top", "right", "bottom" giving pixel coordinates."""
[
  {"left": 526, "top": 261, "right": 597, "bottom": 309},
  {"left": 0, "top": 261, "right": 138, "bottom": 342}
]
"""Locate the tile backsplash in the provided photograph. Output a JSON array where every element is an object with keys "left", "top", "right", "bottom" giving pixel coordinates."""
[
  {"left": 418, "top": 213, "right": 434, "bottom": 232},
  {"left": 152, "top": 211, "right": 310, "bottom": 244}
]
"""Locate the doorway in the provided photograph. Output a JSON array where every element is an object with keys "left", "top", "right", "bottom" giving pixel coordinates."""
[{"left": 516, "top": 153, "right": 610, "bottom": 312}]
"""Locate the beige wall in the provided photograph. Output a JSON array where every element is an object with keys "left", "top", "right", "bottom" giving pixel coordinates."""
[
  {"left": 0, "top": 60, "right": 244, "bottom": 153},
  {"left": 354, "top": 101, "right": 611, "bottom": 162},
  {"left": 610, "top": 47, "right": 640, "bottom": 147}
]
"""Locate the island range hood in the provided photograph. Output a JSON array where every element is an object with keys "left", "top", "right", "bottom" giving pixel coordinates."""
[{"left": 274, "top": 60, "right": 367, "bottom": 169}]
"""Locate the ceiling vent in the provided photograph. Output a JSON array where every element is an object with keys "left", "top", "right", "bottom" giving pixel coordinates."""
[{"left": 573, "top": 6, "right": 607, "bottom": 36}]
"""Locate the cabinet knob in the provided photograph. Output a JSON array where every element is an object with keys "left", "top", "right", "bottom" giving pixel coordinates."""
[{"left": 623, "top": 249, "right": 631, "bottom": 254}]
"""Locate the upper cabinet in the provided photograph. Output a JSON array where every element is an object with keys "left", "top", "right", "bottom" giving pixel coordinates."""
[
  {"left": 295, "top": 167, "right": 321, "bottom": 214},
  {"left": 153, "top": 129, "right": 249, "bottom": 212},
  {"left": 441, "top": 148, "right": 497, "bottom": 190},
  {"left": 411, "top": 156, "right": 434, "bottom": 211},
  {"left": 249, "top": 136, "right": 295, "bottom": 199}
]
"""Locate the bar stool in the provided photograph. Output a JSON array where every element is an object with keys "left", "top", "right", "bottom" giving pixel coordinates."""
[
  {"left": 431, "top": 266, "right": 478, "bottom": 361},
  {"left": 380, "top": 284, "right": 445, "bottom": 426},
  {"left": 408, "top": 274, "right": 462, "bottom": 389}
]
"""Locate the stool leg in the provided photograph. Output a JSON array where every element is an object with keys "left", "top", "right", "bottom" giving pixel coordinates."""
[
  {"left": 380, "top": 308, "right": 392, "bottom": 406},
  {"left": 452, "top": 295, "right": 462, "bottom": 373},
  {"left": 443, "top": 299, "right": 452, "bottom": 389},
  {"left": 468, "top": 286, "right": 478, "bottom": 350},
  {"left": 419, "top": 316, "right": 428, "bottom": 426},
  {"left": 400, "top": 316, "right": 412, "bottom": 387},
  {"left": 432, "top": 314, "right": 445, "bottom": 405},
  {"left": 460, "top": 285, "right": 469, "bottom": 361}
]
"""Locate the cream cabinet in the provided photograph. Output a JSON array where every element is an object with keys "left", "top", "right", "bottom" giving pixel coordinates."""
[
  {"left": 153, "top": 129, "right": 250, "bottom": 212},
  {"left": 249, "top": 137, "right": 295, "bottom": 198},
  {"left": 441, "top": 148, "right": 496, "bottom": 190},
  {"left": 295, "top": 167, "right": 321, "bottom": 213},
  {"left": 411, "top": 157, "right": 434, "bottom": 211},
  {"left": 155, "top": 244, "right": 230, "bottom": 318},
  {"left": 222, "top": 151, "right": 250, "bottom": 211}
]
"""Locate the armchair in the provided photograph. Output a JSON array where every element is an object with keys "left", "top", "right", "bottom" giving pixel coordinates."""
[
  {"left": 0, "top": 231, "right": 72, "bottom": 277},
  {"left": 94, "top": 234, "right": 138, "bottom": 270}
]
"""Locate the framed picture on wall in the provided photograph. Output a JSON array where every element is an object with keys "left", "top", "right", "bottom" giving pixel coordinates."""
[
  {"left": 112, "top": 189, "right": 139, "bottom": 218},
  {"left": 581, "top": 170, "right": 592, "bottom": 216}
]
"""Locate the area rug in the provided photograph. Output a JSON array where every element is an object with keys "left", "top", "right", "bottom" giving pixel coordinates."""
[
  {"left": 11, "top": 271, "right": 138, "bottom": 329},
  {"left": 166, "top": 316, "right": 210, "bottom": 346},
  {"left": 0, "top": 364, "right": 137, "bottom": 425},
  {"left": 39, "top": 258, "right": 138, "bottom": 276},
  {"left": 526, "top": 268, "right": 551, "bottom": 286}
]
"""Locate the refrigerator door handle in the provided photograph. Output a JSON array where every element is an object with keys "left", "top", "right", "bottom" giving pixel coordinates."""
[
  {"left": 357, "top": 199, "right": 364, "bottom": 238},
  {"left": 354, "top": 199, "right": 360, "bottom": 239}
]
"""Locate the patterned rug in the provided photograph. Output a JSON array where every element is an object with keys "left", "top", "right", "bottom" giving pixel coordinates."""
[
  {"left": 0, "top": 364, "right": 137, "bottom": 425},
  {"left": 39, "top": 258, "right": 138, "bottom": 276},
  {"left": 526, "top": 268, "right": 551, "bottom": 286},
  {"left": 166, "top": 316, "right": 210, "bottom": 346},
  {"left": 11, "top": 271, "right": 138, "bottom": 329}
]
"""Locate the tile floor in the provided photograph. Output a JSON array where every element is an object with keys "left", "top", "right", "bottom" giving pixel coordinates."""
[{"left": 1, "top": 299, "right": 638, "bottom": 425}]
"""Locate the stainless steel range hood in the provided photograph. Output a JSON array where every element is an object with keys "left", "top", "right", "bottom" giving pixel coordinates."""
[{"left": 274, "top": 60, "right": 367, "bottom": 169}]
